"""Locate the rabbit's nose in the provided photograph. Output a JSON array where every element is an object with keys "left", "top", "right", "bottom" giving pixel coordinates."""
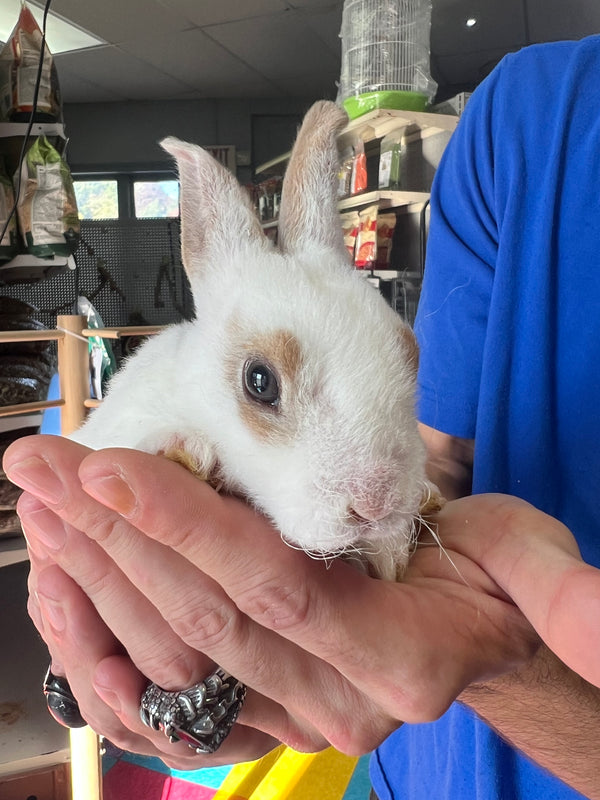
[{"left": 348, "top": 500, "right": 392, "bottom": 523}]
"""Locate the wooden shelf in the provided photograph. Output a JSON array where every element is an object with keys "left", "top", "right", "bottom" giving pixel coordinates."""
[
  {"left": 338, "top": 189, "right": 430, "bottom": 212},
  {"left": 82, "top": 325, "right": 163, "bottom": 340},
  {"left": 338, "top": 108, "right": 458, "bottom": 149},
  {"left": 255, "top": 108, "right": 458, "bottom": 176},
  {"left": 0, "top": 562, "right": 70, "bottom": 777},
  {"left": 0, "top": 122, "right": 66, "bottom": 140}
]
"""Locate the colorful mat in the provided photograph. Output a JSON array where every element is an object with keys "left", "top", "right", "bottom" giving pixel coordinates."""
[{"left": 103, "top": 746, "right": 371, "bottom": 799}]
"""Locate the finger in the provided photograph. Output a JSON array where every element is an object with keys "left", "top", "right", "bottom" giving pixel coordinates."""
[
  {"left": 77, "top": 449, "right": 532, "bottom": 730},
  {"left": 35, "top": 563, "right": 280, "bottom": 767},
  {"left": 6, "top": 438, "right": 396, "bottom": 751},
  {"left": 439, "top": 494, "right": 600, "bottom": 688},
  {"left": 11, "top": 448, "right": 322, "bottom": 752},
  {"left": 18, "top": 489, "right": 215, "bottom": 693}
]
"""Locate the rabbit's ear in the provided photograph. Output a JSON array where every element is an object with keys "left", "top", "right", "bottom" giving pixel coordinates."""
[
  {"left": 160, "top": 137, "right": 268, "bottom": 281},
  {"left": 278, "top": 101, "right": 348, "bottom": 256}
]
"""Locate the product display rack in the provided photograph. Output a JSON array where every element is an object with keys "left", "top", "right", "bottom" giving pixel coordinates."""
[
  {"left": 0, "top": 123, "right": 76, "bottom": 283},
  {"left": 0, "top": 315, "right": 162, "bottom": 799}
]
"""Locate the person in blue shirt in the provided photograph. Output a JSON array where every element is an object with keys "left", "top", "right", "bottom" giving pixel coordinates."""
[
  {"left": 6, "top": 34, "right": 600, "bottom": 799},
  {"left": 371, "top": 33, "right": 600, "bottom": 800}
]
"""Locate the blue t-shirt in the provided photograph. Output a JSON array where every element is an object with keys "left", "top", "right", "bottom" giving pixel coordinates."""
[{"left": 371, "top": 36, "right": 600, "bottom": 800}]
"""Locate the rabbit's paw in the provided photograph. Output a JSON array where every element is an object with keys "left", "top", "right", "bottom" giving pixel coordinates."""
[{"left": 140, "top": 430, "right": 220, "bottom": 486}]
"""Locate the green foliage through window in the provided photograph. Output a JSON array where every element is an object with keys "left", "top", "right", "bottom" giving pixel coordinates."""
[
  {"left": 74, "top": 180, "right": 119, "bottom": 220},
  {"left": 134, "top": 180, "right": 179, "bottom": 218}
]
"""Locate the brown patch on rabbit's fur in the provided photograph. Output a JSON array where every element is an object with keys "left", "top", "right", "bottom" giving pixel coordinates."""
[{"left": 225, "top": 325, "right": 304, "bottom": 442}]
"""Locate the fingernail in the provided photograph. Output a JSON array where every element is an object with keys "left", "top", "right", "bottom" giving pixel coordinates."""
[
  {"left": 36, "top": 591, "right": 66, "bottom": 632},
  {"left": 81, "top": 474, "right": 137, "bottom": 518},
  {"left": 18, "top": 502, "right": 66, "bottom": 551},
  {"left": 5, "top": 457, "right": 64, "bottom": 505}
]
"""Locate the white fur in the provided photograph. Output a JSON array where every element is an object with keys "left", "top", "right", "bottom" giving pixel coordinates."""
[{"left": 72, "top": 101, "right": 430, "bottom": 581}]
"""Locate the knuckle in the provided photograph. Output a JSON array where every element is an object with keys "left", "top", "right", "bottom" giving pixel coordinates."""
[
  {"left": 167, "top": 594, "right": 240, "bottom": 652},
  {"left": 236, "top": 576, "right": 311, "bottom": 633},
  {"left": 142, "top": 647, "right": 198, "bottom": 692}
]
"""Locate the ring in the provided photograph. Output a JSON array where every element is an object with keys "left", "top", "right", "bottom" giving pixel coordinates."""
[
  {"left": 139, "top": 668, "right": 246, "bottom": 754},
  {"left": 43, "top": 665, "right": 87, "bottom": 728}
]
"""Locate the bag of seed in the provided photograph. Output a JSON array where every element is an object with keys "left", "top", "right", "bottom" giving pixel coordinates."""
[
  {"left": 0, "top": 4, "right": 62, "bottom": 122},
  {"left": 14, "top": 136, "right": 79, "bottom": 257},
  {"left": 0, "top": 159, "right": 18, "bottom": 261}
]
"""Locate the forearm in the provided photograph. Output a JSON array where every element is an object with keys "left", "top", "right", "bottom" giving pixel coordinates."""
[
  {"left": 460, "top": 644, "right": 600, "bottom": 799},
  {"left": 417, "top": 423, "right": 474, "bottom": 500}
]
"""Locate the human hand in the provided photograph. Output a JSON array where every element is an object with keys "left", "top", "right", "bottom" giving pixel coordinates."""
[
  {"left": 433, "top": 493, "right": 600, "bottom": 690},
  {"left": 6, "top": 435, "right": 539, "bottom": 766}
]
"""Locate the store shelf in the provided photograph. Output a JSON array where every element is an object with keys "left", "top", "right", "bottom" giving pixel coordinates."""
[
  {"left": 338, "top": 108, "right": 458, "bottom": 149},
  {"left": 0, "top": 122, "right": 66, "bottom": 140},
  {"left": 338, "top": 189, "right": 430, "bottom": 212},
  {"left": 81, "top": 325, "right": 163, "bottom": 340},
  {"left": 0, "top": 561, "right": 70, "bottom": 777},
  {"left": 255, "top": 109, "right": 458, "bottom": 176},
  {"left": 0, "top": 255, "right": 76, "bottom": 284}
]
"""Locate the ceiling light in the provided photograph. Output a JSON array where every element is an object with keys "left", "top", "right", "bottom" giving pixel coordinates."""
[
  {"left": 0, "top": 1, "right": 105, "bottom": 54},
  {"left": 465, "top": 17, "right": 478, "bottom": 28}
]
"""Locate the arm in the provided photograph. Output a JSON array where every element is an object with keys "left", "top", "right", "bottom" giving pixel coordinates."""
[
  {"left": 418, "top": 422, "right": 473, "bottom": 500},
  {"left": 420, "top": 432, "right": 600, "bottom": 798}
]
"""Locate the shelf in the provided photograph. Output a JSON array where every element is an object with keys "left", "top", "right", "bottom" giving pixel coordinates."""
[
  {"left": 0, "top": 255, "right": 76, "bottom": 283},
  {"left": 338, "top": 189, "right": 429, "bottom": 212},
  {"left": 0, "top": 329, "right": 65, "bottom": 344},
  {"left": 338, "top": 108, "right": 458, "bottom": 149},
  {"left": 0, "top": 399, "right": 64, "bottom": 418},
  {"left": 255, "top": 108, "right": 458, "bottom": 176},
  {"left": 0, "top": 122, "right": 66, "bottom": 140},
  {"left": 0, "top": 561, "right": 70, "bottom": 777},
  {"left": 82, "top": 325, "right": 163, "bottom": 340},
  {"left": 0, "top": 537, "right": 28, "bottom": 568}
]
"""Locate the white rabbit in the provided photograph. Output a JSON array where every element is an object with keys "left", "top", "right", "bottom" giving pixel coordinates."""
[{"left": 71, "top": 100, "right": 440, "bottom": 581}]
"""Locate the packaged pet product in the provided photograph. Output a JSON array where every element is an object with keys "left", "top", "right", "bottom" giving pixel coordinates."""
[
  {"left": 14, "top": 136, "right": 80, "bottom": 258},
  {"left": 350, "top": 138, "right": 368, "bottom": 195},
  {"left": 375, "top": 212, "right": 397, "bottom": 268},
  {"left": 340, "top": 210, "right": 360, "bottom": 261},
  {"left": 338, "top": 146, "right": 354, "bottom": 198},
  {"left": 0, "top": 5, "right": 62, "bottom": 122},
  {"left": 378, "top": 130, "right": 404, "bottom": 190},
  {"left": 0, "top": 160, "right": 18, "bottom": 262},
  {"left": 354, "top": 204, "right": 378, "bottom": 268}
]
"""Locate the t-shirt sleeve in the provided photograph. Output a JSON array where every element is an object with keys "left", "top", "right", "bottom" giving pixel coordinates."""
[{"left": 414, "top": 66, "right": 502, "bottom": 439}]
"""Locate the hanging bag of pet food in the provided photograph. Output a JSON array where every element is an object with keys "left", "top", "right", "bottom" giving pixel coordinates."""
[
  {"left": 0, "top": 4, "right": 62, "bottom": 122},
  {"left": 0, "top": 158, "right": 18, "bottom": 262},
  {"left": 14, "top": 135, "right": 80, "bottom": 257}
]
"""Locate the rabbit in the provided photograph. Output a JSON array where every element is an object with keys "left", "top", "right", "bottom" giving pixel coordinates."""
[{"left": 71, "top": 100, "right": 441, "bottom": 582}]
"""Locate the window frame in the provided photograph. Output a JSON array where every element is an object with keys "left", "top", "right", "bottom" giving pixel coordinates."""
[{"left": 72, "top": 171, "right": 180, "bottom": 220}]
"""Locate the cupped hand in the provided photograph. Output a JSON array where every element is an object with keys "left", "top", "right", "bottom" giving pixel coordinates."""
[{"left": 5, "top": 435, "right": 542, "bottom": 765}]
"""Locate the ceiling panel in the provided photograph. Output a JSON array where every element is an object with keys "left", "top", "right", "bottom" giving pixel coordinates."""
[
  {"left": 431, "top": 0, "right": 527, "bottom": 55},
  {"left": 207, "top": 10, "right": 340, "bottom": 80},
  {"left": 54, "top": 46, "right": 193, "bottom": 100},
  {"left": 120, "top": 28, "right": 280, "bottom": 96},
  {"left": 156, "top": 0, "right": 287, "bottom": 27},
  {"left": 525, "top": 0, "right": 600, "bottom": 41},
  {"left": 49, "top": 0, "right": 192, "bottom": 43}
]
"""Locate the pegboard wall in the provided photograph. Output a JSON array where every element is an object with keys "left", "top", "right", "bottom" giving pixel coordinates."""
[{"left": 0, "top": 218, "right": 194, "bottom": 332}]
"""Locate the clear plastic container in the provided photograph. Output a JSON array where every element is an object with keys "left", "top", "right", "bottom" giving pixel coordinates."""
[{"left": 338, "top": 0, "right": 437, "bottom": 118}]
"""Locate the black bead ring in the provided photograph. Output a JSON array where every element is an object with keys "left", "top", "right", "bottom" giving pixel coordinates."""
[{"left": 43, "top": 665, "right": 87, "bottom": 728}]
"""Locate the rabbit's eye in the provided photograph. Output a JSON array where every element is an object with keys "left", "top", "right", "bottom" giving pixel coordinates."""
[{"left": 243, "top": 360, "right": 280, "bottom": 406}]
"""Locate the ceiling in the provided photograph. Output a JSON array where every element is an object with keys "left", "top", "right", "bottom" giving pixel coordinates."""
[{"left": 6, "top": 0, "right": 600, "bottom": 104}]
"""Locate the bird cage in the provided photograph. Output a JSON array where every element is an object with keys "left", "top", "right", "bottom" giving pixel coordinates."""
[{"left": 338, "top": 0, "right": 437, "bottom": 119}]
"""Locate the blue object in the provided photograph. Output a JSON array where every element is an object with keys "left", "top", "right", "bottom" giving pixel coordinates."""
[
  {"left": 40, "top": 372, "right": 61, "bottom": 435},
  {"left": 371, "top": 35, "right": 600, "bottom": 800}
]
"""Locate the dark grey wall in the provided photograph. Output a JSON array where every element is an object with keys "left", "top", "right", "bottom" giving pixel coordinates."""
[{"left": 63, "top": 96, "right": 314, "bottom": 182}]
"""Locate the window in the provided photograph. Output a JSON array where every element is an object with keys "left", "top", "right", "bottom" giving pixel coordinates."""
[
  {"left": 133, "top": 179, "right": 179, "bottom": 218},
  {"left": 74, "top": 179, "right": 119, "bottom": 220}
]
